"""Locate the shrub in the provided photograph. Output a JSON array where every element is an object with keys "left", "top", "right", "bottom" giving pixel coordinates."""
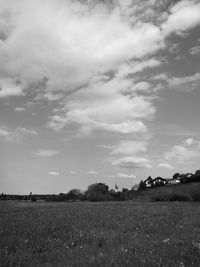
[
  {"left": 151, "top": 192, "right": 190, "bottom": 202},
  {"left": 191, "top": 191, "right": 200, "bottom": 201},
  {"left": 31, "top": 196, "right": 37, "bottom": 202},
  {"left": 169, "top": 193, "right": 190, "bottom": 201}
]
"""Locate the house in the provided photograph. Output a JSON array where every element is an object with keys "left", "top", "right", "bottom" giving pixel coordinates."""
[
  {"left": 166, "top": 179, "right": 180, "bottom": 185},
  {"left": 132, "top": 184, "right": 139, "bottom": 191},
  {"left": 114, "top": 184, "right": 119, "bottom": 193},
  {"left": 152, "top": 177, "right": 168, "bottom": 187},
  {"left": 144, "top": 176, "right": 153, "bottom": 187}
]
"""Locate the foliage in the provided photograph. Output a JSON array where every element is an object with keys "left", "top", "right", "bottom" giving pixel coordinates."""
[
  {"left": 151, "top": 192, "right": 191, "bottom": 202},
  {"left": 191, "top": 191, "right": 200, "bottom": 201},
  {"left": 86, "top": 183, "right": 110, "bottom": 201}
]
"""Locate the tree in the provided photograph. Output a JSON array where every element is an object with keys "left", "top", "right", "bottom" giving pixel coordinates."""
[
  {"left": 86, "top": 183, "right": 109, "bottom": 201},
  {"left": 139, "top": 180, "right": 146, "bottom": 190},
  {"left": 66, "top": 189, "right": 85, "bottom": 201},
  {"left": 173, "top": 173, "right": 180, "bottom": 180}
]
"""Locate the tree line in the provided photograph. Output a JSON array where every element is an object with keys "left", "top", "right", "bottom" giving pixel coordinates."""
[{"left": 1, "top": 169, "right": 200, "bottom": 202}]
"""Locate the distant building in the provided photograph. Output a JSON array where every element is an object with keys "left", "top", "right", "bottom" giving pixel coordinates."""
[
  {"left": 114, "top": 184, "right": 119, "bottom": 192},
  {"left": 166, "top": 179, "right": 180, "bottom": 185},
  {"left": 132, "top": 184, "right": 139, "bottom": 191}
]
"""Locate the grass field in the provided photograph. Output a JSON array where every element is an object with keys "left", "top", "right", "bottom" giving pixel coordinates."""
[{"left": 1, "top": 201, "right": 200, "bottom": 267}]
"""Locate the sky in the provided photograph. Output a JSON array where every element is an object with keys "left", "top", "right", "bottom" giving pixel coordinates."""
[{"left": 0, "top": 0, "right": 200, "bottom": 194}]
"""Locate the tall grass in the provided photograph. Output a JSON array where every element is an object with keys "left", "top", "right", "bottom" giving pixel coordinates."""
[{"left": 1, "top": 201, "right": 200, "bottom": 266}]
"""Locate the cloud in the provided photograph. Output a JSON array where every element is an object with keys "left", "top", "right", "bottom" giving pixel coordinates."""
[
  {"left": 189, "top": 46, "right": 200, "bottom": 55},
  {"left": 48, "top": 171, "right": 60, "bottom": 176},
  {"left": 1, "top": 0, "right": 200, "bottom": 140},
  {"left": 158, "top": 163, "right": 174, "bottom": 169},
  {"left": 0, "top": 0, "right": 164, "bottom": 97},
  {"left": 116, "top": 58, "right": 161, "bottom": 78},
  {"left": 112, "top": 156, "right": 152, "bottom": 169},
  {"left": 115, "top": 173, "right": 136, "bottom": 179},
  {"left": 168, "top": 73, "right": 200, "bottom": 91},
  {"left": 0, "top": 126, "right": 37, "bottom": 141},
  {"left": 0, "top": 0, "right": 164, "bottom": 137},
  {"left": 0, "top": 127, "right": 10, "bottom": 137},
  {"left": 97, "top": 144, "right": 114, "bottom": 149},
  {"left": 165, "top": 138, "right": 200, "bottom": 162},
  {"left": 33, "top": 149, "right": 60, "bottom": 157},
  {"left": 0, "top": 78, "right": 24, "bottom": 98},
  {"left": 14, "top": 107, "right": 26, "bottom": 112},
  {"left": 184, "top": 138, "right": 194, "bottom": 146},
  {"left": 48, "top": 74, "right": 155, "bottom": 134},
  {"left": 153, "top": 72, "right": 200, "bottom": 92},
  {"left": 107, "top": 139, "right": 150, "bottom": 169},
  {"left": 110, "top": 140, "right": 148, "bottom": 155},
  {"left": 162, "top": 1, "right": 200, "bottom": 36}
]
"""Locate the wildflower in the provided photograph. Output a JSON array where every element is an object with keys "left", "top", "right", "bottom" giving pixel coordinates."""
[{"left": 163, "top": 238, "right": 170, "bottom": 243}]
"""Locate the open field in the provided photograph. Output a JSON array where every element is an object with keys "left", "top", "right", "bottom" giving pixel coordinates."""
[{"left": 1, "top": 201, "right": 200, "bottom": 267}]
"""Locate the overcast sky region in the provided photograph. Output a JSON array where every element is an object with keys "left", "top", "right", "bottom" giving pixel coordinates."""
[{"left": 0, "top": 0, "right": 200, "bottom": 194}]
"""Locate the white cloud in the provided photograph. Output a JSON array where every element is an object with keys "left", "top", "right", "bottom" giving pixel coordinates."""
[
  {"left": 48, "top": 171, "right": 60, "bottom": 176},
  {"left": 50, "top": 74, "right": 155, "bottom": 134},
  {"left": 33, "top": 149, "right": 60, "bottom": 157},
  {"left": 111, "top": 140, "right": 148, "bottom": 155},
  {"left": 162, "top": 1, "right": 200, "bottom": 36},
  {"left": 0, "top": 78, "right": 24, "bottom": 98},
  {"left": 168, "top": 73, "right": 200, "bottom": 91},
  {"left": 184, "top": 138, "right": 194, "bottom": 146},
  {"left": 112, "top": 156, "right": 152, "bottom": 169},
  {"left": 108, "top": 139, "right": 150, "bottom": 170},
  {"left": 158, "top": 163, "right": 174, "bottom": 170},
  {"left": 14, "top": 107, "right": 26, "bottom": 112},
  {"left": 0, "top": 126, "right": 37, "bottom": 141},
  {"left": 165, "top": 138, "right": 200, "bottom": 162},
  {"left": 97, "top": 144, "right": 114, "bottom": 149},
  {"left": 0, "top": 0, "right": 164, "bottom": 137},
  {"left": 116, "top": 58, "right": 161, "bottom": 78},
  {"left": 115, "top": 173, "right": 136, "bottom": 179},
  {"left": 153, "top": 72, "right": 200, "bottom": 92},
  {"left": 189, "top": 46, "right": 200, "bottom": 55},
  {"left": 0, "top": 0, "right": 163, "bottom": 97},
  {"left": 0, "top": 127, "right": 10, "bottom": 137},
  {"left": 152, "top": 73, "right": 168, "bottom": 81}
]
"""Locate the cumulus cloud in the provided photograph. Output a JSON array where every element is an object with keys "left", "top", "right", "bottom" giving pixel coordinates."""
[
  {"left": 0, "top": 78, "right": 24, "bottom": 98},
  {"left": 0, "top": 0, "right": 163, "bottom": 136},
  {"left": 115, "top": 172, "right": 136, "bottom": 179},
  {"left": 0, "top": 126, "right": 37, "bottom": 141},
  {"left": 48, "top": 171, "right": 60, "bottom": 176},
  {"left": 0, "top": 0, "right": 164, "bottom": 96},
  {"left": 189, "top": 46, "right": 200, "bottom": 55},
  {"left": 110, "top": 140, "right": 148, "bottom": 155},
  {"left": 158, "top": 163, "right": 174, "bottom": 169},
  {"left": 48, "top": 74, "right": 155, "bottom": 134},
  {"left": 165, "top": 138, "right": 200, "bottom": 162},
  {"left": 1, "top": 0, "right": 200, "bottom": 138},
  {"left": 184, "top": 138, "right": 194, "bottom": 146},
  {"left": 112, "top": 157, "right": 152, "bottom": 169},
  {"left": 14, "top": 107, "right": 25, "bottom": 112},
  {"left": 33, "top": 149, "right": 60, "bottom": 157},
  {"left": 162, "top": 0, "right": 200, "bottom": 36},
  {"left": 168, "top": 73, "right": 200, "bottom": 91},
  {"left": 152, "top": 72, "right": 200, "bottom": 92}
]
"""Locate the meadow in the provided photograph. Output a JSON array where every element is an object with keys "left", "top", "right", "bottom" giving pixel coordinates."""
[{"left": 1, "top": 201, "right": 200, "bottom": 267}]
